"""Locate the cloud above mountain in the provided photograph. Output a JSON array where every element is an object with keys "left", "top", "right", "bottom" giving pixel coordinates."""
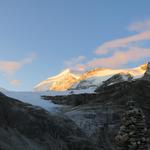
[
  {"left": 65, "top": 19, "right": 150, "bottom": 71},
  {"left": 88, "top": 47, "right": 150, "bottom": 68},
  {"left": 10, "top": 80, "right": 21, "bottom": 86},
  {"left": 95, "top": 31, "right": 150, "bottom": 55},
  {"left": 0, "top": 53, "right": 36, "bottom": 76},
  {"left": 64, "top": 56, "right": 86, "bottom": 72}
]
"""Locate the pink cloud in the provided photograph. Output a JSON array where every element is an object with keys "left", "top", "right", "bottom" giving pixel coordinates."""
[
  {"left": 95, "top": 31, "right": 150, "bottom": 55},
  {"left": 71, "top": 64, "right": 86, "bottom": 72},
  {"left": 64, "top": 55, "right": 86, "bottom": 72},
  {"left": 91, "top": 20, "right": 150, "bottom": 68},
  {"left": 0, "top": 61, "right": 21, "bottom": 75},
  {"left": 0, "top": 53, "right": 36, "bottom": 76},
  {"left": 10, "top": 80, "right": 21, "bottom": 86},
  {"left": 88, "top": 47, "right": 150, "bottom": 68},
  {"left": 64, "top": 20, "right": 150, "bottom": 71}
]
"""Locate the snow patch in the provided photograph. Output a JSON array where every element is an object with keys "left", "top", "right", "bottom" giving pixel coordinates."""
[
  {"left": 3, "top": 91, "right": 59, "bottom": 112},
  {"left": 2, "top": 89, "right": 95, "bottom": 112}
]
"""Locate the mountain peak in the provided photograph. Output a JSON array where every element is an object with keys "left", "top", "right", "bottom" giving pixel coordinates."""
[
  {"left": 48, "top": 68, "right": 79, "bottom": 80},
  {"left": 34, "top": 68, "right": 79, "bottom": 91},
  {"left": 138, "top": 63, "right": 148, "bottom": 71},
  {"left": 35, "top": 62, "right": 149, "bottom": 91},
  {"left": 59, "top": 68, "right": 72, "bottom": 75}
]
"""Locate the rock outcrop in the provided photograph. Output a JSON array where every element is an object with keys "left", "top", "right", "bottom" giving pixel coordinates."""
[
  {"left": 143, "top": 62, "right": 150, "bottom": 80},
  {"left": 98, "top": 73, "right": 133, "bottom": 89},
  {"left": 42, "top": 93, "right": 99, "bottom": 106},
  {"left": 115, "top": 100, "right": 148, "bottom": 150}
]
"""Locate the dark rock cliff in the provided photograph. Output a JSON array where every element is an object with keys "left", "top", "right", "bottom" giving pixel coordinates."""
[{"left": 143, "top": 62, "right": 150, "bottom": 80}]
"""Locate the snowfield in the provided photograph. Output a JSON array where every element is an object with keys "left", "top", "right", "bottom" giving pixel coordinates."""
[
  {"left": 3, "top": 91, "right": 59, "bottom": 112},
  {"left": 2, "top": 89, "right": 95, "bottom": 112}
]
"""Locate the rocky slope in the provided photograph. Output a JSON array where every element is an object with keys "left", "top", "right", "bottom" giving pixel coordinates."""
[
  {"left": 0, "top": 92, "right": 98, "bottom": 150},
  {"left": 35, "top": 63, "right": 147, "bottom": 91},
  {"left": 42, "top": 79, "right": 150, "bottom": 149},
  {"left": 143, "top": 62, "right": 150, "bottom": 80},
  {"left": 69, "top": 76, "right": 111, "bottom": 90},
  {"left": 96, "top": 72, "right": 133, "bottom": 90}
]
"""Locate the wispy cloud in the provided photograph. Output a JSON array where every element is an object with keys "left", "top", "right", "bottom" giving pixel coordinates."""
[
  {"left": 64, "top": 55, "right": 86, "bottom": 72},
  {"left": 10, "top": 80, "right": 21, "bottom": 86},
  {"left": 65, "top": 19, "right": 150, "bottom": 71},
  {"left": 128, "top": 19, "right": 150, "bottom": 32},
  {"left": 64, "top": 55, "right": 86, "bottom": 66},
  {"left": 95, "top": 31, "right": 150, "bottom": 55},
  {"left": 88, "top": 47, "right": 150, "bottom": 68},
  {"left": 0, "top": 53, "right": 37, "bottom": 76},
  {"left": 95, "top": 19, "right": 150, "bottom": 55},
  {"left": 0, "top": 61, "right": 22, "bottom": 75},
  {"left": 92, "top": 20, "right": 150, "bottom": 69},
  {"left": 21, "top": 53, "right": 37, "bottom": 64}
]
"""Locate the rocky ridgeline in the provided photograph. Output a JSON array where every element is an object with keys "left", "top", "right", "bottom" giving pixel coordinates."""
[
  {"left": 143, "top": 62, "right": 150, "bottom": 80},
  {"left": 115, "top": 100, "right": 148, "bottom": 150},
  {"left": 100, "top": 73, "right": 133, "bottom": 88}
]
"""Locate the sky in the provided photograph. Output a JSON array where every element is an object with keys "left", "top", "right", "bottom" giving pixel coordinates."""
[{"left": 0, "top": 0, "right": 150, "bottom": 91}]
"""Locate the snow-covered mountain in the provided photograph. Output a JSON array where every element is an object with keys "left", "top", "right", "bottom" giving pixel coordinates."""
[
  {"left": 69, "top": 75, "right": 112, "bottom": 90},
  {"left": 100, "top": 73, "right": 133, "bottom": 88},
  {"left": 70, "top": 73, "right": 133, "bottom": 90},
  {"left": 34, "top": 69, "right": 80, "bottom": 91},
  {"left": 35, "top": 63, "right": 148, "bottom": 91},
  {"left": 70, "top": 64, "right": 146, "bottom": 90}
]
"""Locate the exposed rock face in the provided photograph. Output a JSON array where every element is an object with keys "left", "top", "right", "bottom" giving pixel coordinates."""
[
  {"left": 115, "top": 100, "right": 148, "bottom": 150},
  {"left": 98, "top": 73, "right": 133, "bottom": 89},
  {"left": 0, "top": 92, "right": 98, "bottom": 150},
  {"left": 69, "top": 77, "right": 101, "bottom": 90},
  {"left": 143, "top": 62, "right": 150, "bottom": 80},
  {"left": 42, "top": 93, "right": 99, "bottom": 106}
]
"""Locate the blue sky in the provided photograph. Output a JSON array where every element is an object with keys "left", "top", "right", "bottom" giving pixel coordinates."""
[{"left": 0, "top": 0, "right": 150, "bottom": 91}]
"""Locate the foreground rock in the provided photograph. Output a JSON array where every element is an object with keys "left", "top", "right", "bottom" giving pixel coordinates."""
[
  {"left": 115, "top": 100, "right": 148, "bottom": 150},
  {"left": 0, "top": 92, "right": 98, "bottom": 150}
]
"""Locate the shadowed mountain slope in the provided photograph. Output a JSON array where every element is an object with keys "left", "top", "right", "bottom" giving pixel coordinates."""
[{"left": 0, "top": 92, "right": 98, "bottom": 150}]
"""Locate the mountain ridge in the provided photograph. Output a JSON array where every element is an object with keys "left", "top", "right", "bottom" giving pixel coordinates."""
[
  {"left": 34, "top": 63, "right": 148, "bottom": 91},
  {"left": 34, "top": 68, "right": 79, "bottom": 91}
]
